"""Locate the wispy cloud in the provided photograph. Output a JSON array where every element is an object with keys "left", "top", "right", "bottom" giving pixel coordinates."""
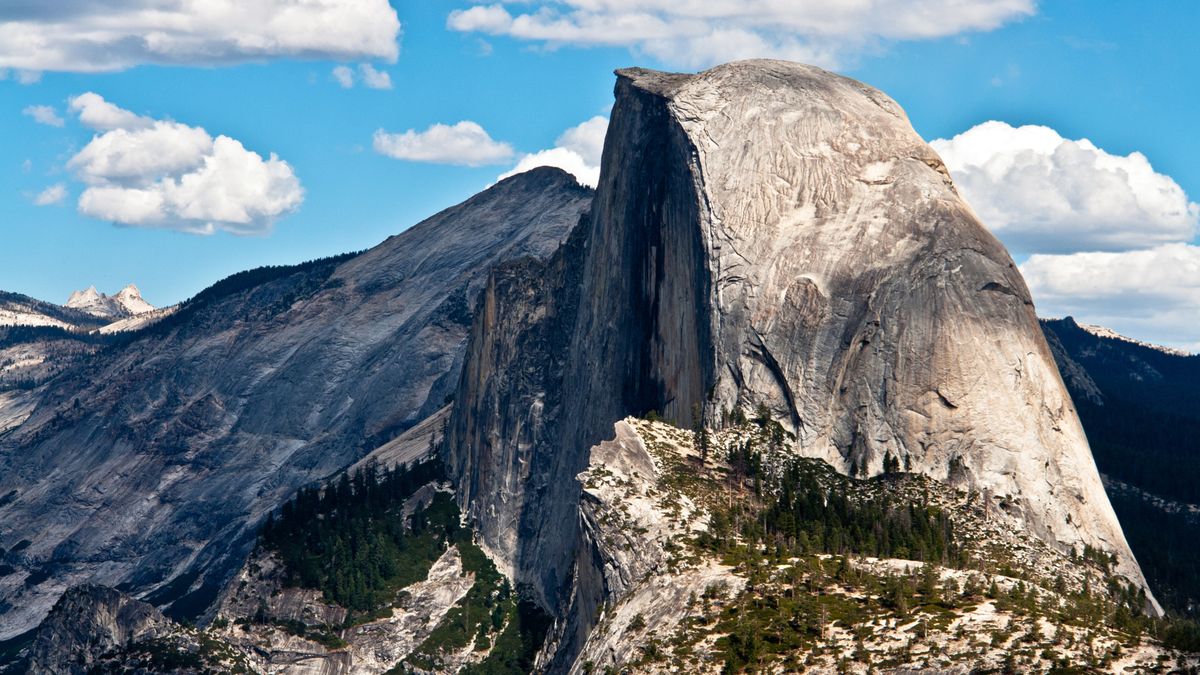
[
  {"left": 33, "top": 183, "right": 66, "bottom": 206},
  {"left": 332, "top": 65, "right": 355, "bottom": 88},
  {"left": 331, "top": 63, "right": 392, "bottom": 89},
  {"left": 22, "top": 104, "right": 64, "bottom": 127}
]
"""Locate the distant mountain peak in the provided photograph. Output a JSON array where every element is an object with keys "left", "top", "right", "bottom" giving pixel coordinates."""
[
  {"left": 65, "top": 286, "right": 100, "bottom": 306},
  {"left": 65, "top": 284, "right": 154, "bottom": 318},
  {"left": 1061, "top": 316, "right": 1194, "bottom": 357}
]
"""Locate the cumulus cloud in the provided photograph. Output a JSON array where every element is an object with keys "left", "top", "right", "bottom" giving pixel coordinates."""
[
  {"left": 374, "top": 121, "right": 514, "bottom": 166},
  {"left": 22, "top": 104, "right": 63, "bottom": 127},
  {"left": 65, "top": 93, "right": 303, "bottom": 235},
  {"left": 1021, "top": 244, "right": 1200, "bottom": 352},
  {"left": 447, "top": 1, "right": 1034, "bottom": 68},
  {"left": 932, "top": 121, "right": 1199, "bottom": 255},
  {"left": 936, "top": 121, "right": 1200, "bottom": 348},
  {"left": 68, "top": 122, "right": 213, "bottom": 184},
  {"left": 68, "top": 92, "right": 152, "bottom": 131},
  {"left": 33, "top": 183, "right": 66, "bottom": 206},
  {"left": 498, "top": 116, "right": 607, "bottom": 187},
  {"left": 0, "top": 0, "right": 400, "bottom": 73}
]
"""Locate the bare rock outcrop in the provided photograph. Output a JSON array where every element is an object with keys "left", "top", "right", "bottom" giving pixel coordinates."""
[
  {"left": 448, "top": 59, "right": 1157, "bottom": 669},
  {"left": 25, "top": 584, "right": 173, "bottom": 674}
]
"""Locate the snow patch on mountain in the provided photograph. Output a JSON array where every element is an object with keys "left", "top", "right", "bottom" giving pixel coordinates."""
[
  {"left": 96, "top": 305, "right": 177, "bottom": 334},
  {"left": 65, "top": 284, "right": 154, "bottom": 319},
  {"left": 1073, "top": 320, "right": 1194, "bottom": 357},
  {"left": 0, "top": 308, "right": 74, "bottom": 329}
]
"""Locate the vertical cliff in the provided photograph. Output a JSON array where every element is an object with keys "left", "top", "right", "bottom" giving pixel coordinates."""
[{"left": 447, "top": 59, "right": 1157, "bottom": 661}]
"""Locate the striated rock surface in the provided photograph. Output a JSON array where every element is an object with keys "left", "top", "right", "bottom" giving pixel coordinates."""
[
  {"left": 24, "top": 584, "right": 173, "bottom": 674},
  {"left": 557, "top": 420, "right": 744, "bottom": 672},
  {"left": 448, "top": 59, "right": 1157, "bottom": 667},
  {"left": 0, "top": 167, "right": 592, "bottom": 639}
]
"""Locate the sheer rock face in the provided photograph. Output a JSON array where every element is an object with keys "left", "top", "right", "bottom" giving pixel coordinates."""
[
  {"left": 448, "top": 59, "right": 1155, "bottom": 646},
  {"left": 0, "top": 168, "right": 592, "bottom": 639},
  {"left": 26, "top": 584, "right": 173, "bottom": 674}
]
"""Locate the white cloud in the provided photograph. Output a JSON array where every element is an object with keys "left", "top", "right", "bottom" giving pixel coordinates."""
[
  {"left": 499, "top": 147, "right": 599, "bottom": 188},
  {"left": 1021, "top": 244, "right": 1200, "bottom": 353},
  {"left": 33, "top": 183, "right": 66, "bottom": 206},
  {"left": 450, "top": 5, "right": 514, "bottom": 33},
  {"left": 374, "top": 121, "right": 514, "bottom": 166},
  {"left": 68, "top": 92, "right": 153, "bottom": 131},
  {"left": 65, "top": 93, "right": 302, "bottom": 235},
  {"left": 0, "top": 0, "right": 401, "bottom": 73},
  {"left": 331, "top": 63, "right": 392, "bottom": 89},
  {"left": 332, "top": 65, "right": 355, "bottom": 88},
  {"left": 554, "top": 115, "right": 607, "bottom": 167},
  {"left": 447, "top": 1, "right": 1034, "bottom": 68},
  {"left": 932, "top": 121, "right": 1199, "bottom": 255},
  {"left": 497, "top": 116, "right": 608, "bottom": 187},
  {"left": 22, "top": 104, "right": 63, "bottom": 127},
  {"left": 68, "top": 122, "right": 213, "bottom": 184},
  {"left": 359, "top": 63, "right": 392, "bottom": 89}
]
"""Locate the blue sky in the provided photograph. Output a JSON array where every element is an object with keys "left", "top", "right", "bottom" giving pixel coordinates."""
[{"left": 2, "top": 1, "right": 1198, "bottom": 348}]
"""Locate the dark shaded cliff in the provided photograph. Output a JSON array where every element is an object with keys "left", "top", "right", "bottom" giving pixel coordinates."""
[{"left": 1043, "top": 317, "right": 1200, "bottom": 617}]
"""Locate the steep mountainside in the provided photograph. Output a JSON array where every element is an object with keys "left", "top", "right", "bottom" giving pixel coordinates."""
[
  {"left": 0, "top": 294, "right": 110, "bottom": 392},
  {"left": 447, "top": 60, "right": 1157, "bottom": 670},
  {"left": 5, "top": 60, "right": 1194, "bottom": 673},
  {"left": 562, "top": 417, "right": 1194, "bottom": 673},
  {"left": 0, "top": 167, "right": 592, "bottom": 640},
  {"left": 1043, "top": 317, "right": 1200, "bottom": 617},
  {"left": 11, "top": 414, "right": 1199, "bottom": 673},
  {"left": 0, "top": 293, "right": 106, "bottom": 332},
  {"left": 0, "top": 287, "right": 160, "bottom": 390}
]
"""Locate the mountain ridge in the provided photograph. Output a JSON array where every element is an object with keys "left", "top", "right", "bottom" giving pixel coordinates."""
[
  {"left": 64, "top": 284, "right": 154, "bottom": 319},
  {"left": 1042, "top": 316, "right": 1200, "bottom": 619},
  {"left": 0, "top": 166, "right": 593, "bottom": 640},
  {"left": 1, "top": 60, "right": 1195, "bottom": 673}
]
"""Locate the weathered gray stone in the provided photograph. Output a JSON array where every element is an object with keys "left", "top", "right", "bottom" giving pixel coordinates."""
[
  {"left": 0, "top": 167, "right": 592, "bottom": 639},
  {"left": 448, "top": 60, "right": 1157, "bottom": 669},
  {"left": 25, "top": 584, "right": 173, "bottom": 674}
]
